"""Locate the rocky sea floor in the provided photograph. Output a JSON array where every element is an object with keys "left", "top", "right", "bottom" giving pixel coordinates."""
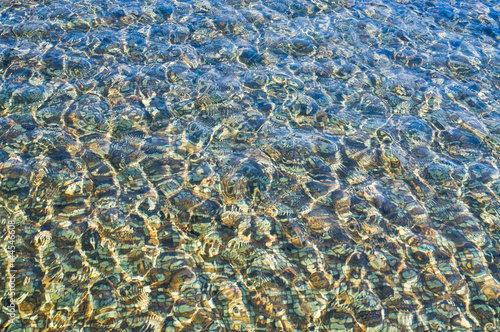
[{"left": 1, "top": 0, "right": 500, "bottom": 331}]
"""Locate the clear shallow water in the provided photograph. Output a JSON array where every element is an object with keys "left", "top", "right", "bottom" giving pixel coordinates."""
[{"left": 1, "top": 0, "right": 500, "bottom": 330}]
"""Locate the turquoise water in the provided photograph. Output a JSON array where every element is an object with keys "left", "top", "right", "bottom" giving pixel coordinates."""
[{"left": 1, "top": 0, "right": 500, "bottom": 330}]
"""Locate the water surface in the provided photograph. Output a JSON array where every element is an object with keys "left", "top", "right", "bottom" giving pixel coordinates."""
[{"left": 1, "top": 0, "right": 500, "bottom": 330}]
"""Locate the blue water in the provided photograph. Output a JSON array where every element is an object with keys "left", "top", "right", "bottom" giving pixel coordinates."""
[{"left": 1, "top": 0, "right": 500, "bottom": 331}]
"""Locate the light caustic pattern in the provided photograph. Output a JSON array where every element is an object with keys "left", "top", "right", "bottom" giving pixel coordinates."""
[{"left": 0, "top": 0, "right": 500, "bottom": 331}]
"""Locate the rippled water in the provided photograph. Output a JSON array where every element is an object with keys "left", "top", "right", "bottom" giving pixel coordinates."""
[{"left": 1, "top": 0, "right": 500, "bottom": 330}]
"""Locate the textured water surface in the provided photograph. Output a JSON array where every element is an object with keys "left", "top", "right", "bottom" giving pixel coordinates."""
[{"left": 1, "top": 0, "right": 500, "bottom": 331}]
